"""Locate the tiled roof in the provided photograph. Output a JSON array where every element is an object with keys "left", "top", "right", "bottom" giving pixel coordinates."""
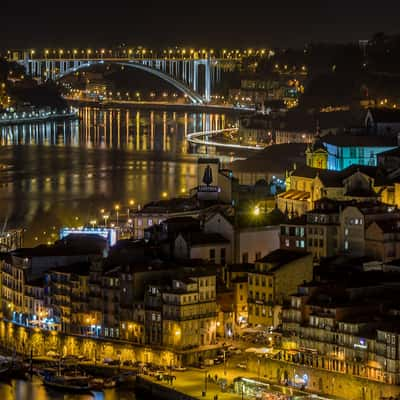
[
  {"left": 278, "top": 189, "right": 310, "bottom": 201},
  {"left": 182, "top": 232, "right": 230, "bottom": 246},
  {"left": 256, "top": 249, "right": 310, "bottom": 270}
]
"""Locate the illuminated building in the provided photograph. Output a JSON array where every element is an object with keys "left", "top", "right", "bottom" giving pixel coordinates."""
[
  {"left": 0, "top": 229, "right": 24, "bottom": 251},
  {"left": 45, "top": 262, "right": 91, "bottom": 333},
  {"left": 248, "top": 249, "right": 313, "bottom": 329},
  {"left": 278, "top": 164, "right": 395, "bottom": 217},
  {"left": 143, "top": 267, "right": 217, "bottom": 351},
  {"left": 60, "top": 227, "right": 118, "bottom": 247},
  {"left": 204, "top": 211, "right": 280, "bottom": 263},
  {"left": 323, "top": 134, "right": 398, "bottom": 171},
  {"left": 0, "top": 244, "right": 96, "bottom": 328},
  {"left": 365, "top": 219, "right": 400, "bottom": 262},
  {"left": 282, "top": 268, "right": 400, "bottom": 387},
  {"left": 161, "top": 272, "right": 217, "bottom": 349},
  {"left": 305, "top": 138, "right": 328, "bottom": 169},
  {"left": 225, "top": 264, "right": 250, "bottom": 326},
  {"left": 173, "top": 232, "right": 230, "bottom": 264}
]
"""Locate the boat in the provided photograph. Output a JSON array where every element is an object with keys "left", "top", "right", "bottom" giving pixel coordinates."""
[
  {"left": 0, "top": 361, "right": 29, "bottom": 381},
  {"left": 89, "top": 377, "right": 117, "bottom": 390},
  {"left": 42, "top": 372, "right": 92, "bottom": 393}
]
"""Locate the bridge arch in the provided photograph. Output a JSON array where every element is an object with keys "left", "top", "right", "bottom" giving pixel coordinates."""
[{"left": 57, "top": 60, "right": 204, "bottom": 104}]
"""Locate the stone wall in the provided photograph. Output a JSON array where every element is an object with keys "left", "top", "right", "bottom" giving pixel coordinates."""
[{"left": 247, "top": 356, "right": 400, "bottom": 400}]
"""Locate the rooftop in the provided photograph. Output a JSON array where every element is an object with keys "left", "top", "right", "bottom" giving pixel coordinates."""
[
  {"left": 256, "top": 249, "right": 310, "bottom": 269},
  {"left": 49, "top": 261, "right": 91, "bottom": 276},
  {"left": 11, "top": 244, "right": 96, "bottom": 258},
  {"left": 137, "top": 196, "right": 200, "bottom": 214},
  {"left": 370, "top": 219, "right": 400, "bottom": 233},
  {"left": 322, "top": 134, "right": 398, "bottom": 148},
  {"left": 368, "top": 108, "right": 400, "bottom": 124},
  {"left": 181, "top": 232, "right": 230, "bottom": 246}
]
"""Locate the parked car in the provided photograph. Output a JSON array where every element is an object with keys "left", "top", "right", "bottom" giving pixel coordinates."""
[
  {"left": 46, "top": 350, "right": 60, "bottom": 358},
  {"left": 237, "top": 362, "right": 247, "bottom": 369},
  {"left": 214, "top": 358, "right": 223, "bottom": 365},
  {"left": 103, "top": 358, "right": 119, "bottom": 365},
  {"left": 172, "top": 366, "right": 187, "bottom": 371},
  {"left": 123, "top": 360, "right": 133, "bottom": 367}
]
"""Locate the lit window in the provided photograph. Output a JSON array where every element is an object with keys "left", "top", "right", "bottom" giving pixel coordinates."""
[
  {"left": 148, "top": 219, "right": 153, "bottom": 226},
  {"left": 285, "top": 239, "right": 290, "bottom": 247}
]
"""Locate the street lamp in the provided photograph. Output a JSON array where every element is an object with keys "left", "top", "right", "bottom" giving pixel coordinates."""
[
  {"left": 115, "top": 205, "right": 120, "bottom": 225},
  {"left": 103, "top": 214, "right": 109, "bottom": 227},
  {"left": 128, "top": 199, "right": 135, "bottom": 218}
]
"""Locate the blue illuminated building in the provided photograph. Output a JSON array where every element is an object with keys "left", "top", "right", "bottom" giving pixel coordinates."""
[
  {"left": 321, "top": 135, "right": 398, "bottom": 171},
  {"left": 60, "top": 227, "right": 117, "bottom": 246}
]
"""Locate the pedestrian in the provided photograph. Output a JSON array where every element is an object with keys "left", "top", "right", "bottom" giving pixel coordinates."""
[{"left": 215, "top": 374, "right": 218, "bottom": 382}]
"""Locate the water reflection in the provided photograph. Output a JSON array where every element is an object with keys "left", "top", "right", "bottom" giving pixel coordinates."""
[
  {"left": 0, "top": 378, "right": 139, "bottom": 400},
  {"left": 0, "top": 108, "right": 226, "bottom": 152},
  {"left": 0, "top": 107, "right": 235, "bottom": 246}
]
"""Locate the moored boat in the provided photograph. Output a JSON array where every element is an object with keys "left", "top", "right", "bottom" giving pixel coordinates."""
[{"left": 42, "top": 372, "right": 92, "bottom": 393}]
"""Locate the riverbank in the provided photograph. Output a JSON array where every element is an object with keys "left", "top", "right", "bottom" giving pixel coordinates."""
[
  {"left": 65, "top": 97, "right": 253, "bottom": 114},
  {"left": 0, "top": 110, "right": 78, "bottom": 126}
]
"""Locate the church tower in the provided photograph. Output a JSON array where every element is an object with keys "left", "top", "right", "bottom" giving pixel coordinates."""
[{"left": 306, "top": 136, "right": 328, "bottom": 169}]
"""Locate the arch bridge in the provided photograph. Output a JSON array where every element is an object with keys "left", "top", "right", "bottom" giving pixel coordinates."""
[{"left": 12, "top": 53, "right": 233, "bottom": 103}]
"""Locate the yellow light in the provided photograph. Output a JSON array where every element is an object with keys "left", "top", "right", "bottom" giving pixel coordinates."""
[
  {"left": 181, "top": 188, "right": 186, "bottom": 194},
  {"left": 175, "top": 330, "right": 181, "bottom": 336},
  {"left": 129, "top": 199, "right": 135, "bottom": 206},
  {"left": 162, "top": 192, "right": 168, "bottom": 198},
  {"left": 115, "top": 204, "right": 120, "bottom": 211},
  {"left": 253, "top": 206, "right": 260, "bottom": 216}
]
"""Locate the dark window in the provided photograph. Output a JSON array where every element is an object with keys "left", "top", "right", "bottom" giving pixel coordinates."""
[
  {"left": 220, "top": 248, "right": 226, "bottom": 265},
  {"left": 209, "top": 249, "right": 216, "bottom": 261}
]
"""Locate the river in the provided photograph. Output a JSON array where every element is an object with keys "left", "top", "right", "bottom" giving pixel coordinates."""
[
  {"left": 0, "top": 376, "right": 140, "bottom": 400},
  {"left": 0, "top": 106, "right": 241, "bottom": 246}
]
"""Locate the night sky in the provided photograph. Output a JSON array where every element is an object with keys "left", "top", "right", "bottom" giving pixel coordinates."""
[{"left": 1, "top": 1, "right": 400, "bottom": 49}]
